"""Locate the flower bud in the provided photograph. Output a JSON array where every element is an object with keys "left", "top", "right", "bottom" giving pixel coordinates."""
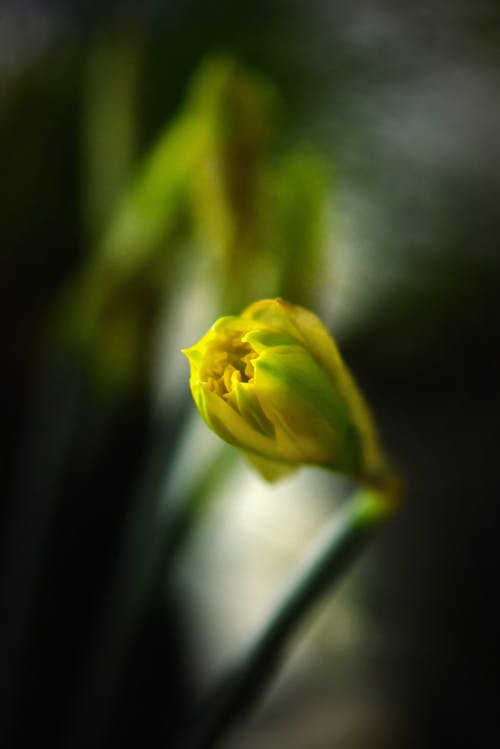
[{"left": 183, "top": 298, "right": 393, "bottom": 488}]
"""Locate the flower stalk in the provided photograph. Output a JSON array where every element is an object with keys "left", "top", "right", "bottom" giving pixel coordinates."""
[{"left": 179, "top": 486, "right": 395, "bottom": 749}]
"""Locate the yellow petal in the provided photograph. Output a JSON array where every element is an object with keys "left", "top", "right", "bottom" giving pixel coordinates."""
[
  {"left": 243, "top": 452, "right": 296, "bottom": 483},
  {"left": 198, "top": 384, "right": 283, "bottom": 461},
  {"left": 253, "top": 345, "right": 362, "bottom": 472},
  {"left": 243, "top": 298, "right": 384, "bottom": 477},
  {"left": 233, "top": 381, "right": 274, "bottom": 437},
  {"left": 242, "top": 298, "right": 343, "bottom": 378},
  {"left": 242, "top": 328, "right": 297, "bottom": 353}
]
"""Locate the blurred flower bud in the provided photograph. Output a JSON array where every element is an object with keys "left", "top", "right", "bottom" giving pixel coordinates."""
[
  {"left": 184, "top": 298, "right": 396, "bottom": 493},
  {"left": 188, "top": 58, "right": 278, "bottom": 311}
]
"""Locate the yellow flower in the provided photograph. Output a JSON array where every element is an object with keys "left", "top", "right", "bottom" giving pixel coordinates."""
[{"left": 183, "top": 298, "right": 395, "bottom": 490}]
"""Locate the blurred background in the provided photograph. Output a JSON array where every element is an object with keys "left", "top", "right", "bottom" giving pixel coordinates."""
[{"left": 1, "top": 1, "right": 500, "bottom": 747}]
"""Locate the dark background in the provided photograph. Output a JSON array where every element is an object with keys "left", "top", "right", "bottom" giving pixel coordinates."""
[{"left": 1, "top": 1, "right": 500, "bottom": 747}]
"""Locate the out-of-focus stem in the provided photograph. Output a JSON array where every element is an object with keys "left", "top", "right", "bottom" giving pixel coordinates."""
[{"left": 65, "top": 414, "right": 234, "bottom": 749}]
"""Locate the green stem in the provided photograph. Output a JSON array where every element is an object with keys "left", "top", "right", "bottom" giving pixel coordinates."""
[{"left": 179, "top": 486, "right": 393, "bottom": 749}]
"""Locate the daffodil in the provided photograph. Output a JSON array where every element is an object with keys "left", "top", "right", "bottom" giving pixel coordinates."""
[{"left": 183, "top": 298, "right": 394, "bottom": 489}]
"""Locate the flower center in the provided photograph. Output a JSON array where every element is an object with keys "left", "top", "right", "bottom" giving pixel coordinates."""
[{"left": 204, "top": 335, "right": 257, "bottom": 399}]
